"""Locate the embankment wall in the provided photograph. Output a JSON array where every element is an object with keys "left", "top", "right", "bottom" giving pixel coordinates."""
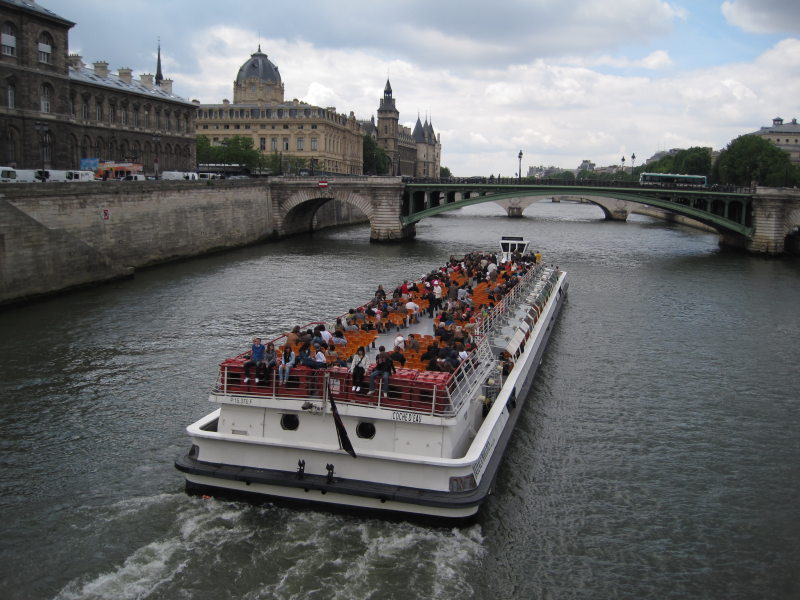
[{"left": 0, "top": 180, "right": 365, "bottom": 306}]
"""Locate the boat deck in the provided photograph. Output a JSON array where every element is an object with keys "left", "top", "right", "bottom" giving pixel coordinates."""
[{"left": 211, "top": 264, "right": 549, "bottom": 418}]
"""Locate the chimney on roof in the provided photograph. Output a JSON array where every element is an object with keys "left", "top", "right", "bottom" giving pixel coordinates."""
[
  {"left": 140, "top": 73, "right": 153, "bottom": 89},
  {"left": 93, "top": 61, "right": 109, "bottom": 78},
  {"left": 118, "top": 67, "right": 132, "bottom": 84},
  {"left": 67, "top": 53, "right": 84, "bottom": 69},
  {"left": 160, "top": 79, "right": 173, "bottom": 94},
  {"left": 773, "top": 117, "right": 784, "bottom": 126}
]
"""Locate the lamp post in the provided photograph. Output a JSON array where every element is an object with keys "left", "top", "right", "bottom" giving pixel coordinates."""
[
  {"left": 152, "top": 134, "right": 161, "bottom": 179},
  {"left": 34, "top": 121, "right": 49, "bottom": 182},
  {"left": 620, "top": 156, "right": 626, "bottom": 177},
  {"left": 631, "top": 153, "right": 636, "bottom": 181},
  {"left": 518, "top": 150, "right": 523, "bottom": 182}
]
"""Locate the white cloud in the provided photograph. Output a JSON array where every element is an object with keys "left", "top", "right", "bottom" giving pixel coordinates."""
[{"left": 722, "top": 0, "right": 800, "bottom": 34}]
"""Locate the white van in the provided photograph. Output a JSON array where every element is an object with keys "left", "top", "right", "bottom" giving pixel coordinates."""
[
  {"left": 14, "top": 169, "right": 39, "bottom": 183},
  {"left": 36, "top": 170, "right": 69, "bottom": 182},
  {"left": 0, "top": 167, "right": 18, "bottom": 182},
  {"left": 123, "top": 174, "right": 147, "bottom": 181},
  {"left": 198, "top": 172, "right": 221, "bottom": 180},
  {"left": 66, "top": 170, "right": 96, "bottom": 182},
  {"left": 161, "top": 171, "right": 198, "bottom": 181}
]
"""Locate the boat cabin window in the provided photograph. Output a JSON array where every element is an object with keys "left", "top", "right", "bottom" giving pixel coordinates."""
[
  {"left": 281, "top": 414, "right": 299, "bottom": 431},
  {"left": 356, "top": 422, "right": 376, "bottom": 439}
]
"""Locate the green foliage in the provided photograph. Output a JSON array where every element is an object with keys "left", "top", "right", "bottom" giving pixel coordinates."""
[
  {"left": 713, "top": 135, "right": 799, "bottom": 186},
  {"left": 552, "top": 170, "right": 575, "bottom": 181},
  {"left": 196, "top": 135, "right": 263, "bottom": 169},
  {"left": 647, "top": 147, "right": 712, "bottom": 177},
  {"left": 440, "top": 166, "right": 452, "bottom": 178},
  {"left": 362, "top": 134, "right": 390, "bottom": 175}
]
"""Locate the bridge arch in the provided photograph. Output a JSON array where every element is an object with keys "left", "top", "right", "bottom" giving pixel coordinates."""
[{"left": 278, "top": 188, "right": 373, "bottom": 236}]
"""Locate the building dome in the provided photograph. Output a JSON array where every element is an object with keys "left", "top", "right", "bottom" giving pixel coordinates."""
[{"left": 235, "top": 47, "right": 281, "bottom": 86}]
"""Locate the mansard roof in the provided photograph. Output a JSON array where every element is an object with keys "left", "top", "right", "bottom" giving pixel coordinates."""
[
  {"left": 69, "top": 63, "right": 194, "bottom": 106},
  {"left": 1, "top": 0, "right": 74, "bottom": 26}
]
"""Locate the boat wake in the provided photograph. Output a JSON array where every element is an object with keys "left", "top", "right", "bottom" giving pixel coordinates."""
[{"left": 53, "top": 494, "right": 487, "bottom": 600}]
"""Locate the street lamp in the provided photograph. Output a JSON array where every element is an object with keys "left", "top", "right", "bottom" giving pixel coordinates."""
[
  {"left": 631, "top": 153, "right": 636, "bottom": 181},
  {"left": 152, "top": 134, "right": 161, "bottom": 179},
  {"left": 620, "top": 156, "right": 626, "bottom": 177},
  {"left": 518, "top": 150, "right": 523, "bottom": 182},
  {"left": 34, "top": 121, "right": 49, "bottom": 182}
]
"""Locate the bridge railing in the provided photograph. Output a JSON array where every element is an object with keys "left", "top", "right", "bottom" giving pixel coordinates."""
[{"left": 403, "top": 177, "right": 752, "bottom": 194}]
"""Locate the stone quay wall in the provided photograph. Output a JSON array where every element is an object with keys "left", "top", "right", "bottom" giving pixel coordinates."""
[{"left": 0, "top": 180, "right": 366, "bottom": 306}]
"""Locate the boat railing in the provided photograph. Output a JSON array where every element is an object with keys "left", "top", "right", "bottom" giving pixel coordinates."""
[
  {"left": 474, "top": 263, "right": 543, "bottom": 338},
  {"left": 212, "top": 340, "right": 497, "bottom": 418}
]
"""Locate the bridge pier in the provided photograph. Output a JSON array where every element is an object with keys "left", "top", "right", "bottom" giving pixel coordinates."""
[{"left": 746, "top": 187, "right": 800, "bottom": 254}]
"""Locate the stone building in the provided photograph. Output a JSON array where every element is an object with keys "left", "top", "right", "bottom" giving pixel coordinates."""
[
  {"left": 0, "top": 0, "right": 196, "bottom": 174},
  {"left": 751, "top": 117, "right": 800, "bottom": 165},
  {"left": 195, "top": 47, "right": 363, "bottom": 175},
  {"left": 364, "top": 79, "right": 441, "bottom": 177}
]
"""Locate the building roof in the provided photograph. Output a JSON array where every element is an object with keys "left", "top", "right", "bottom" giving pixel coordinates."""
[
  {"left": 69, "top": 63, "right": 194, "bottom": 106},
  {"left": 754, "top": 117, "right": 800, "bottom": 135},
  {"left": 236, "top": 47, "right": 281, "bottom": 86},
  {"left": 0, "top": 0, "right": 74, "bottom": 26}
]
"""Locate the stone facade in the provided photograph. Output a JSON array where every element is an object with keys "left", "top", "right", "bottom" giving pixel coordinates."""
[
  {"left": 751, "top": 117, "right": 800, "bottom": 165},
  {"left": 0, "top": 0, "right": 196, "bottom": 174},
  {"left": 196, "top": 48, "right": 363, "bottom": 175},
  {"left": 364, "top": 79, "right": 441, "bottom": 177}
]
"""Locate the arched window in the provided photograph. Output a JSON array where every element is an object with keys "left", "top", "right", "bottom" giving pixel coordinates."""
[
  {"left": 38, "top": 31, "right": 54, "bottom": 64},
  {"left": 2, "top": 22, "right": 17, "bottom": 56},
  {"left": 40, "top": 84, "right": 53, "bottom": 113}
]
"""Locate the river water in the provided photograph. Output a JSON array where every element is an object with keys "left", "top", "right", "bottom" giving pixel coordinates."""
[{"left": 1, "top": 201, "right": 798, "bottom": 600}]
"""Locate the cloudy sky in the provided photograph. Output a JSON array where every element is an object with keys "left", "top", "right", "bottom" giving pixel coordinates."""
[{"left": 42, "top": 0, "right": 800, "bottom": 175}]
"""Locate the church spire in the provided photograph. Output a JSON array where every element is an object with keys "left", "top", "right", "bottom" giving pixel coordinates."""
[{"left": 155, "top": 38, "right": 163, "bottom": 86}]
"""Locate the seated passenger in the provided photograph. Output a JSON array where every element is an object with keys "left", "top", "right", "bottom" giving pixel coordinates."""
[
  {"left": 277, "top": 346, "right": 296, "bottom": 385},
  {"left": 243, "top": 337, "right": 266, "bottom": 383}
]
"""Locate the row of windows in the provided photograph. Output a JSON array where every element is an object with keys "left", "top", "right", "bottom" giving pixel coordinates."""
[
  {"left": 2, "top": 22, "right": 54, "bottom": 64},
  {"left": 201, "top": 123, "right": 318, "bottom": 131},
  {"left": 199, "top": 107, "right": 347, "bottom": 123},
  {"left": 3, "top": 127, "right": 192, "bottom": 170},
  {"left": 5, "top": 80, "right": 191, "bottom": 133}
]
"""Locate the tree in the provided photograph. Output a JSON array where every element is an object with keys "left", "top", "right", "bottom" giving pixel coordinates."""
[
  {"left": 362, "top": 134, "right": 390, "bottom": 175},
  {"left": 196, "top": 135, "right": 263, "bottom": 169},
  {"left": 440, "top": 166, "right": 452, "bottom": 178},
  {"left": 713, "top": 135, "right": 799, "bottom": 186}
]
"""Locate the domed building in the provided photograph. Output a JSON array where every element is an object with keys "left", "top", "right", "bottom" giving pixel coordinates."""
[{"left": 196, "top": 47, "right": 363, "bottom": 175}]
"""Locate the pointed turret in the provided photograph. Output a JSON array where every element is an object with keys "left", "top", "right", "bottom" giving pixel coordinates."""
[{"left": 155, "top": 40, "right": 163, "bottom": 86}]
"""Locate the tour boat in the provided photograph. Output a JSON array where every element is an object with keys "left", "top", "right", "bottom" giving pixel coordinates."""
[{"left": 175, "top": 237, "right": 568, "bottom": 521}]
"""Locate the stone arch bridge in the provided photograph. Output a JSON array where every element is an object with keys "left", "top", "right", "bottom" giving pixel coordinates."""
[{"left": 273, "top": 176, "right": 800, "bottom": 254}]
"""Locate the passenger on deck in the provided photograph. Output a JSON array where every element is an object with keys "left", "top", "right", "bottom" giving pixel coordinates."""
[
  {"left": 349, "top": 346, "right": 368, "bottom": 392},
  {"left": 326, "top": 344, "right": 346, "bottom": 367},
  {"left": 368, "top": 346, "right": 395, "bottom": 397},
  {"left": 306, "top": 343, "right": 328, "bottom": 369},
  {"left": 374, "top": 284, "right": 387, "bottom": 301},
  {"left": 277, "top": 346, "right": 296, "bottom": 385},
  {"left": 263, "top": 342, "right": 278, "bottom": 381},
  {"left": 389, "top": 346, "right": 406, "bottom": 367},
  {"left": 406, "top": 333, "right": 420, "bottom": 351},
  {"left": 421, "top": 343, "right": 438, "bottom": 363},
  {"left": 332, "top": 330, "right": 348, "bottom": 345},
  {"left": 243, "top": 337, "right": 266, "bottom": 383},
  {"left": 285, "top": 325, "right": 302, "bottom": 347},
  {"left": 405, "top": 299, "right": 420, "bottom": 323},
  {"left": 394, "top": 334, "right": 406, "bottom": 350}
]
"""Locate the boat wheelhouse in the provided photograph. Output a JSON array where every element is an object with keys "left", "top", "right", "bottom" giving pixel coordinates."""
[{"left": 176, "top": 240, "right": 568, "bottom": 521}]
